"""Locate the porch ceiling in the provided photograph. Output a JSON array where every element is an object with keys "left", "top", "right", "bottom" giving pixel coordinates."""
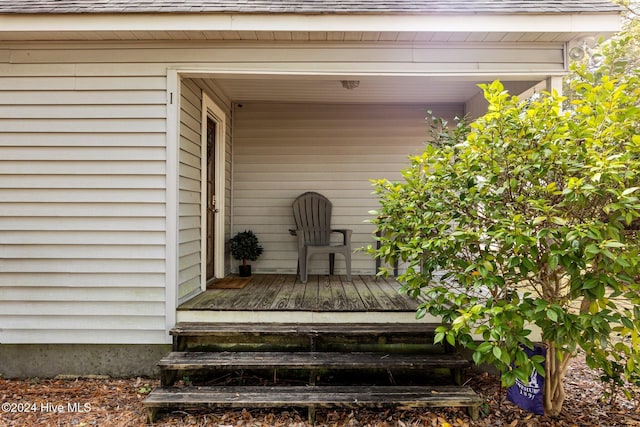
[{"left": 206, "top": 75, "right": 541, "bottom": 104}]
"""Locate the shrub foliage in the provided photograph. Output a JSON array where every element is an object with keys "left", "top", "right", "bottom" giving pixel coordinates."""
[{"left": 369, "top": 47, "right": 640, "bottom": 415}]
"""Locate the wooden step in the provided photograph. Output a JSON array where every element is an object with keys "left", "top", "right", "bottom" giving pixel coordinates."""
[
  {"left": 171, "top": 322, "right": 441, "bottom": 337},
  {"left": 170, "top": 322, "right": 447, "bottom": 352},
  {"left": 143, "top": 385, "right": 482, "bottom": 424},
  {"left": 158, "top": 351, "right": 471, "bottom": 386}
]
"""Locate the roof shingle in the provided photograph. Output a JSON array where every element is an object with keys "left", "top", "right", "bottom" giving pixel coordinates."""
[{"left": 0, "top": 0, "right": 623, "bottom": 15}]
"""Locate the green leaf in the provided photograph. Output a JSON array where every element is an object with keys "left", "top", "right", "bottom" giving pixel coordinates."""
[
  {"left": 604, "top": 241, "right": 625, "bottom": 248},
  {"left": 531, "top": 355, "right": 545, "bottom": 364},
  {"left": 532, "top": 216, "right": 546, "bottom": 225},
  {"left": 446, "top": 332, "right": 456, "bottom": 347},
  {"left": 583, "top": 278, "right": 599, "bottom": 290},
  {"left": 621, "top": 317, "right": 634, "bottom": 330},
  {"left": 551, "top": 217, "right": 568, "bottom": 226},
  {"left": 522, "top": 258, "right": 536, "bottom": 273},
  {"left": 585, "top": 244, "right": 600, "bottom": 256},
  {"left": 477, "top": 342, "right": 493, "bottom": 354},
  {"left": 492, "top": 345, "right": 502, "bottom": 360},
  {"left": 502, "top": 370, "right": 517, "bottom": 388},
  {"left": 546, "top": 309, "right": 558, "bottom": 322},
  {"left": 514, "top": 367, "right": 531, "bottom": 384}
]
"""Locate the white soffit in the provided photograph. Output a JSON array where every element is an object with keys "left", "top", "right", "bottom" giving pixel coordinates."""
[{"left": 197, "top": 74, "right": 541, "bottom": 104}]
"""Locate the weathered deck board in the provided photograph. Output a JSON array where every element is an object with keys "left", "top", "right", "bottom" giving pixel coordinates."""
[
  {"left": 270, "top": 274, "right": 297, "bottom": 310},
  {"left": 158, "top": 350, "right": 470, "bottom": 386},
  {"left": 299, "top": 275, "right": 319, "bottom": 310},
  {"left": 159, "top": 351, "right": 470, "bottom": 372},
  {"left": 179, "top": 274, "right": 418, "bottom": 312},
  {"left": 170, "top": 322, "right": 442, "bottom": 338},
  {"left": 318, "top": 275, "right": 334, "bottom": 310},
  {"left": 144, "top": 385, "right": 480, "bottom": 406},
  {"left": 328, "top": 275, "right": 348, "bottom": 310},
  {"left": 254, "top": 274, "right": 285, "bottom": 310},
  {"left": 351, "top": 275, "right": 383, "bottom": 310},
  {"left": 374, "top": 276, "right": 422, "bottom": 310},
  {"left": 359, "top": 275, "right": 404, "bottom": 310},
  {"left": 144, "top": 385, "right": 482, "bottom": 422},
  {"left": 340, "top": 275, "right": 367, "bottom": 310},
  {"left": 231, "top": 274, "right": 273, "bottom": 310}
]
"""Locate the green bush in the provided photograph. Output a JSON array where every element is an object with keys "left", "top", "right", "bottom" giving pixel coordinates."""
[{"left": 369, "top": 51, "right": 640, "bottom": 415}]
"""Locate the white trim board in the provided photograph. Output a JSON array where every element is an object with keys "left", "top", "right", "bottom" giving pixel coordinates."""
[
  {"left": 201, "top": 92, "right": 227, "bottom": 287},
  {"left": 164, "top": 69, "right": 180, "bottom": 343},
  {"left": 0, "top": 13, "right": 620, "bottom": 35}
]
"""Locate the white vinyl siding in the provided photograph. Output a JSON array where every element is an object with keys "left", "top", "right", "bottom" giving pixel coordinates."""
[
  {"left": 0, "top": 52, "right": 167, "bottom": 344},
  {"left": 232, "top": 103, "right": 463, "bottom": 275},
  {"left": 177, "top": 78, "right": 233, "bottom": 305},
  {"left": 0, "top": 38, "right": 561, "bottom": 345},
  {"left": 177, "top": 79, "right": 203, "bottom": 304}
]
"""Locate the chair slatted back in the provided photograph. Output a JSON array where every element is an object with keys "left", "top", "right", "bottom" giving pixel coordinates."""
[{"left": 292, "top": 192, "right": 332, "bottom": 246}]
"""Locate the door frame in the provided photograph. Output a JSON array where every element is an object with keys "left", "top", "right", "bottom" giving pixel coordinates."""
[{"left": 200, "top": 92, "right": 227, "bottom": 288}]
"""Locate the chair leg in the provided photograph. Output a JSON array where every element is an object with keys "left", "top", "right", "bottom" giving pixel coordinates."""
[
  {"left": 329, "top": 253, "right": 335, "bottom": 275},
  {"left": 299, "top": 248, "right": 307, "bottom": 284},
  {"left": 303, "top": 251, "right": 312, "bottom": 284},
  {"left": 345, "top": 251, "right": 352, "bottom": 282}
]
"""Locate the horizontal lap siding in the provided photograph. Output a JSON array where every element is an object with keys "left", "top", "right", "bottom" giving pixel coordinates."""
[
  {"left": 177, "top": 78, "right": 233, "bottom": 304},
  {"left": 0, "top": 54, "right": 168, "bottom": 344},
  {"left": 0, "top": 39, "right": 559, "bottom": 344},
  {"left": 177, "top": 79, "right": 203, "bottom": 304},
  {"left": 233, "top": 103, "right": 463, "bottom": 275}
]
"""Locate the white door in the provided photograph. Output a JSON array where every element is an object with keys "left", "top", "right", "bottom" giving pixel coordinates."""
[
  {"left": 201, "top": 93, "right": 226, "bottom": 288},
  {"left": 205, "top": 115, "right": 216, "bottom": 282}
]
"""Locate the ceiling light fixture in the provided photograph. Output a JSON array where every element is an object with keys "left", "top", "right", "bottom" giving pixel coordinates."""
[{"left": 340, "top": 80, "right": 360, "bottom": 90}]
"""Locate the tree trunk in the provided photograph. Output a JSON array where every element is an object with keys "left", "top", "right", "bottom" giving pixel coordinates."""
[{"left": 543, "top": 341, "right": 572, "bottom": 416}]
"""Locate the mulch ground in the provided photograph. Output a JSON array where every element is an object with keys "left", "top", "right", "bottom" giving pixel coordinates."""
[{"left": 1, "top": 356, "right": 638, "bottom": 427}]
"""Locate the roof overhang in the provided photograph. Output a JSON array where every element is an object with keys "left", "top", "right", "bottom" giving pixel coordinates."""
[
  {"left": 0, "top": 10, "right": 621, "bottom": 106},
  {"left": 0, "top": 12, "right": 621, "bottom": 42}
]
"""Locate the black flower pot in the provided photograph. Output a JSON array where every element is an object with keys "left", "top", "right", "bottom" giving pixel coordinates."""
[{"left": 238, "top": 265, "right": 252, "bottom": 277}]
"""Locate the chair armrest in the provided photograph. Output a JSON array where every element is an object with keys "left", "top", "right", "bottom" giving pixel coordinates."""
[
  {"left": 291, "top": 229, "right": 306, "bottom": 250},
  {"left": 331, "top": 229, "right": 352, "bottom": 245}
]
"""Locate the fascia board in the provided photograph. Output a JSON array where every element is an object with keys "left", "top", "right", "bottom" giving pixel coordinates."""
[{"left": 0, "top": 12, "right": 621, "bottom": 35}]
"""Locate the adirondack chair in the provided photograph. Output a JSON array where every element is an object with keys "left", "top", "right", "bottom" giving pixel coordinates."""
[{"left": 292, "top": 192, "right": 352, "bottom": 283}]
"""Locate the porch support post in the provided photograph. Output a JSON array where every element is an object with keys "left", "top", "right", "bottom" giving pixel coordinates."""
[
  {"left": 164, "top": 68, "right": 181, "bottom": 342},
  {"left": 546, "top": 76, "right": 563, "bottom": 97}
]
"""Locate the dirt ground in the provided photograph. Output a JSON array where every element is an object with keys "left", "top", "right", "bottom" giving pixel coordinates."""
[{"left": 1, "top": 356, "right": 638, "bottom": 427}]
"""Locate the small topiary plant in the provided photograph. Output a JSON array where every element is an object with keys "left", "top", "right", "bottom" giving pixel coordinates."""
[{"left": 229, "top": 230, "right": 264, "bottom": 276}]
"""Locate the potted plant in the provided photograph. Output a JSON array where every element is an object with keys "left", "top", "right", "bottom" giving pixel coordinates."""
[{"left": 229, "top": 230, "right": 263, "bottom": 277}]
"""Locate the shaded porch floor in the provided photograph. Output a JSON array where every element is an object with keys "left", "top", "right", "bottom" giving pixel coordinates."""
[{"left": 179, "top": 274, "right": 424, "bottom": 313}]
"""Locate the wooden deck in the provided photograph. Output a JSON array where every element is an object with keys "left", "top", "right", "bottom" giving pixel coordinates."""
[
  {"left": 151, "top": 286, "right": 480, "bottom": 423},
  {"left": 179, "top": 274, "right": 421, "bottom": 312}
]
